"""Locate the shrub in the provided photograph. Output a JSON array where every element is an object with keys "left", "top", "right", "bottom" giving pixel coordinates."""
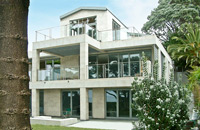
[{"left": 131, "top": 53, "right": 191, "bottom": 130}]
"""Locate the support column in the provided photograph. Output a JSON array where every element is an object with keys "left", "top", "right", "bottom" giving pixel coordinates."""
[
  {"left": 31, "top": 89, "right": 39, "bottom": 117},
  {"left": 32, "top": 49, "right": 40, "bottom": 82},
  {"left": 80, "top": 43, "right": 88, "bottom": 79},
  {"left": 92, "top": 88, "right": 105, "bottom": 119},
  {"left": 80, "top": 88, "right": 89, "bottom": 120},
  {"left": 158, "top": 49, "right": 162, "bottom": 79}
]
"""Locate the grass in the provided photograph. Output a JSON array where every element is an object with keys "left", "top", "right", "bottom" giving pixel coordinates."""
[{"left": 32, "top": 125, "right": 105, "bottom": 130}]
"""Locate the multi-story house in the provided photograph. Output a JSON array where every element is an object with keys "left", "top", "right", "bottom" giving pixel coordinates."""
[{"left": 29, "top": 7, "right": 173, "bottom": 120}]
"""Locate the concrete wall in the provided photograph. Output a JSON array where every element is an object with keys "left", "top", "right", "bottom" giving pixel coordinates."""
[
  {"left": 60, "top": 55, "right": 79, "bottom": 79},
  {"left": 92, "top": 88, "right": 105, "bottom": 119},
  {"left": 44, "top": 89, "right": 61, "bottom": 116}
]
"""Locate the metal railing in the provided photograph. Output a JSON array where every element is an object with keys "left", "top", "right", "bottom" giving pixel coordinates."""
[
  {"left": 29, "top": 71, "right": 32, "bottom": 81},
  {"left": 35, "top": 24, "right": 145, "bottom": 42},
  {"left": 88, "top": 61, "right": 143, "bottom": 79},
  {"left": 38, "top": 67, "right": 79, "bottom": 81}
]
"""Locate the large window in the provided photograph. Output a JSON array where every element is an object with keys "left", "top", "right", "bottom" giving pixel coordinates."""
[
  {"left": 88, "top": 50, "right": 152, "bottom": 79},
  {"left": 112, "top": 20, "right": 120, "bottom": 41},
  {"left": 70, "top": 16, "right": 97, "bottom": 39},
  {"left": 62, "top": 90, "right": 80, "bottom": 117},
  {"left": 106, "top": 89, "right": 136, "bottom": 118}
]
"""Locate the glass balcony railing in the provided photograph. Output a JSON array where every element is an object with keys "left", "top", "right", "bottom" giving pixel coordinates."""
[
  {"left": 38, "top": 67, "right": 79, "bottom": 81},
  {"left": 29, "top": 71, "right": 32, "bottom": 81},
  {"left": 88, "top": 61, "right": 143, "bottom": 79},
  {"left": 35, "top": 25, "right": 145, "bottom": 42}
]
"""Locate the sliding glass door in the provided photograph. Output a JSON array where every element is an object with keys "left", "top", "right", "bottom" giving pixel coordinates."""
[
  {"left": 106, "top": 89, "right": 135, "bottom": 118},
  {"left": 62, "top": 90, "right": 80, "bottom": 116},
  {"left": 118, "top": 90, "right": 130, "bottom": 117}
]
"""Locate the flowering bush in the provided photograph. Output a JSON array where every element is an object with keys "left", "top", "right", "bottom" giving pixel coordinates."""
[{"left": 132, "top": 53, "right": 191, "bottom": 130}]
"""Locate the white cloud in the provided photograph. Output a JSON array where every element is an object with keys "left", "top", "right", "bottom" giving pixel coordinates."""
[{"left": 109, "top": 0, "right": 158, "bottom": 32}]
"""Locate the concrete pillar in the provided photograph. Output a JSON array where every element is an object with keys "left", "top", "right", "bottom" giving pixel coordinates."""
[
  {"left": 80, "top": 88, "right": 89, "bottom": 120},
  {"left": 44, "top": 90, "right": 61, "bottom": 116},
  {"left": 158, "top": 49, "right": 162, "bottom": 79},
  {"left": 32, "top": 49, "right": 40, "bottom": 82},
  {"left": 92, "top": 88, "right": 105, "bottom": 119},
  {"left": 80, "top": 43, "right": 88, "bottom": 79},
  {"left": 32, "top": 89, "right": 39, "bottom": 116}
]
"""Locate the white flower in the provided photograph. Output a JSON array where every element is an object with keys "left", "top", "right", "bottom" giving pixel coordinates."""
[
  {"left": 150, "top": 85, "right": 154, "bottom": 89},
  {"left": 156, "top": 105, "right": 161, "bottom": 109},
  {"left": 178, "top": 99, "right": 185, "bottom": 104},
  {"left": 165, "top": 98, "right": 170, "bottom": 102}
]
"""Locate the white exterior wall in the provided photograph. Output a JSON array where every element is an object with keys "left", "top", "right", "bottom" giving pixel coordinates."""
[{"left": 44, "top": 90, "right": 61, "bottom": 116}]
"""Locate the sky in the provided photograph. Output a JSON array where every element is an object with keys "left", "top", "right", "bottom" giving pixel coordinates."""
[{"left": 28, "top": 0, "right": 159, "bottom": 51}]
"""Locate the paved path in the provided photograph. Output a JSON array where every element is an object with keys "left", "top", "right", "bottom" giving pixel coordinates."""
[{"left": 69, "top": 120, "right": 137, "bottom": 130}]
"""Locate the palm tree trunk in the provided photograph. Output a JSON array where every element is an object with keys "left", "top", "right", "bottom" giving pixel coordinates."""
[{"left": 0, "top": 0, "right": 31, "bottom": 129}]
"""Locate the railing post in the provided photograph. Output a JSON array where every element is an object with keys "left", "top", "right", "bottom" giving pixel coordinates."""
[{"left": 35, "top": 31, "right": 37, "bottom": 42}]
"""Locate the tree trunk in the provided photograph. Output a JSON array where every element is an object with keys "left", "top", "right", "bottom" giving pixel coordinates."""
[{"left": 0, "top": 0, "right": 31, "bottom": 130}]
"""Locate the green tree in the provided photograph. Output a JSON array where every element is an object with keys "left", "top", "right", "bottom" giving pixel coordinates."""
[
  {"left": 142, "top": 0, "right": 200, "bottom": 44},
  {"left": 167, "top": 24, "right": 200, "bottom": 67},
  {"left": 0, "top": 0, "right": 31, "bottom": 129}
]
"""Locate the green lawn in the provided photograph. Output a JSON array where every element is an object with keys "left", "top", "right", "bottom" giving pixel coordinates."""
[{"left": 32, "top": 125, "right": 105, "bottom": 130}]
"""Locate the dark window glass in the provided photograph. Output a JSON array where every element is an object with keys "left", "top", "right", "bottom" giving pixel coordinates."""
[
  {"left": 39, "top": 90, "right": 44, "bottom": 116},
  {"left": 106, "top": 90, "right": 117, "bottom": 117}
]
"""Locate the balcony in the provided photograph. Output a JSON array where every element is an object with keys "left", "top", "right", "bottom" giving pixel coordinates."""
[
  {"left": 88, "top": 61, "right": 143, "bottom": 79},
  {"left": 35, "top": 24, "right": 145, "bottom": 42},
  {"left": 38, "top": 67, "right": 79, "bottom": 81}
]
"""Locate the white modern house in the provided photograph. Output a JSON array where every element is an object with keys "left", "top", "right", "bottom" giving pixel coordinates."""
[{"left": 29, "top": 7, "right": 173, "bottom": 120}]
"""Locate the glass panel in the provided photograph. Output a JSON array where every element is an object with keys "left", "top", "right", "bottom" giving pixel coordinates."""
[
  {"left": 89, "top": 90, "right": 92, "bottom": 117},
  {"left": 39, "top": 90, "right": 44, "bottom": 116},
  {"left": 113, "top": 20, "right": 120, "bottom": 41},
  {"left": 64, "top": 67, "right": 79, "bottom": 80},
  {"left": 98, "top": 55, "right": 108, "bottom": 78},
  {"left": 120, "top": 54, "right": 129, "bottom": 77},
  {"left": 98, "top": 65, "right": 104, "bottom": 78},
  {"left": 118, "top": 90, "right": 130, "bottom": 117},
  {"left": 46, "top": 60, "right": 53, "bottom": 69},
  {"left": 106, "top": 90, "right": 117, "bottom": 117},
  {"left": 89, "top": 56, "right": 97, "bottom": 65},
  {"left": 62, "top": 91, "right": 71, "bottom": 114},
  {"left": 130, "top": 54, "right": 140, "bottom": 76},
  {"left": 109, "top": 55, "right": 119, "bottom": 78},
  {"left": 52, "top": 68, "right": 60, "bottom": 80},
  {"left": 72, "top": 91, "right": 80, "bottom": 116},
  {"left": 89, "top": 65, "right": 97, "bottom": 79}
]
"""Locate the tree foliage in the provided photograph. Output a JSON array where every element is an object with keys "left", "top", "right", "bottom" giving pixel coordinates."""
[
  {"left": 167, "top": 24, "right": 200, "bottom": 67},
  {"left": 142, "top": 0, "right": 200, "bottom": 44}
]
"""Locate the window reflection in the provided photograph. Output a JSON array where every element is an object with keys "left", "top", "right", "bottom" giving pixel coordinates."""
[
  {"left": 106, "top": 90, "right": 117, "bottom": 117},
  {"left": 70, "top": 16, "right": 97, "bottom": 39}
]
